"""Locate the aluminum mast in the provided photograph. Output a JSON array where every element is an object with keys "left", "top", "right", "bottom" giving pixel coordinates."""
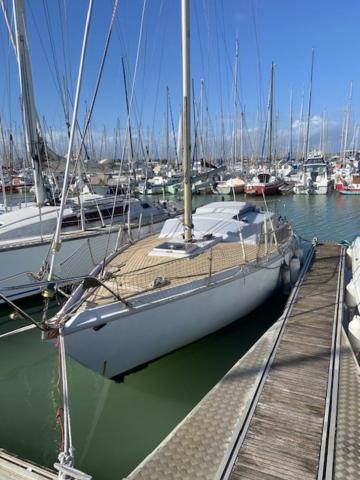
[{"left": 181, "top": 0, "right": 192, "bottom": 242}]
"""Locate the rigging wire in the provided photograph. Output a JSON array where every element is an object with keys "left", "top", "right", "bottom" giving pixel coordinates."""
[
  {"left": 168, "top": 87, "right": 179, "bottom": 165},
  {"left": 53, "top": 0, "right": 122, "bottom": 232},
  {"left": 42, "top": 0, "right": 68, "bottom": 128},
  {"left": 61, "top": 0, "right": 74, "bottom": 95},
  {"left": 251, "top": 0, "right": 266, "bottom": 130},
  {"left": 147, "top": 0, "right": 166, "bottom": 156},
  {"left": 193, "top": 1, "right": 207, "bottom": 82},
  {"left": 74, "top": 0, "right": 120, "bottom": 161},
  {"left": 102, "top": 0, "right": 149, "bottom": 265},
  {"left": 57, "top": 0, "right": 71, "bottom": 130},
  {"left": 214, "top": 1, "right": 226, "bottom": 161},
  {"left": 116, "top": 0, "right": 166, "bottom": 159},
  {"left": 219, "top": 0, "right": 231, "bottom": 111},
  {"left": 0, "top": 6, "right": 10, "bottom": 119},
  {"left": 48, "top": 0, "right": 94, "bottom": 281},
  {"left": 218, "top": 0, "right": 245, "bottom": 114},
  {"left": 26, "top": 1, "right": 67, "bottom": 130},
  {"left": 0, "top": 2, "right": 15, "bottom": 143}
]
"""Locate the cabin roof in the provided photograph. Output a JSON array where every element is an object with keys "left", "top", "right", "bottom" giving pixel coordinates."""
[
  {"left": 159, "top": 201, "right": 270, "bottom": 241},
  {"left": 194, "top": 201, "right": 255, "bottom": 216}
]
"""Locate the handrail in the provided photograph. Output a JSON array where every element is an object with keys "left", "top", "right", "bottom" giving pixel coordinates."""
[{"left": 0, "top": 273, "right": 133, "bottom": 332}]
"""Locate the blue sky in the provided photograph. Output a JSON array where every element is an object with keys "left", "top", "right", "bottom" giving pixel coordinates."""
[{"left": 1, "top": 0, "right": 360, "bottom": 154}]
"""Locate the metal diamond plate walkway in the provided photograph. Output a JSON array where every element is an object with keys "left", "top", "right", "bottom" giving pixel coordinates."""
[
  {"left": 333, "top": 331, "right": 360, "bottom": 479},
  {"left": 125, "top": 243, "right": 360, "bottom": 480}
]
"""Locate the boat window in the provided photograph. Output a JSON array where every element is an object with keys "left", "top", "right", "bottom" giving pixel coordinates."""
[
  {"left": 233, "top": 214, "right": 248, "bottom": 222},
  {"left": 141, "top": 202, "right": 151, "bottom": 209},
  {"left": 258, "top": 173, "right": 270, "bottom": 183},
  {"left": 155, "top": 242, "right": 187, "bottom": 251}
]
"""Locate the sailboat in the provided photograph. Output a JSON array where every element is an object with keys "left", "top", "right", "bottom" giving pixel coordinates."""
[
  {"left": 293, "top": 50, "right": 331, "bottom": 195},
  {"left": 44, "top": 0, "right": 299, "bottom": 379},
  {"left": 245, "top": 63, "right": 283, "bottom": 196},
  {"left": 0, "top": 0, "right": 172, "bottom": 301}
]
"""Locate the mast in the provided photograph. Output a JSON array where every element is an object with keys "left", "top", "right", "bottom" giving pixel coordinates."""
[
  {"left": 288, "top": 88, "right": 293, "bottom": 161},
  {"left": 254, "top": 108, "right": 260, "bottom": 164},
  {"left": 199, "top": 79, "right": 204, "bottom": 161},
  {"left": 191, "top": 78, "right": 198, "bottom": 172},
  {"left": 166, "top": 86, "right": 170, "bottom": 163},
  {"left": 297, "top": 90, "right": 304, "bottom": 161},
  {"left": 181, "top": 0, "right": 192, "bottom": 242},
  {"left": 0, "top": 120, "right": 8, "bottom": 211},
  {"left": 322, "top": 109, "right": 327, "bottom": 156},
  {"left": 343, "top": 81, "right": 353, "bottom": 160},
  {"left": 240, "top": 110, "right": 244, "bottom": 172},
  {"left": 232, "top": 38, "right": 239, "bottom": 169},
  {"left": 268, "top": 62, "right": 274, "bottom": 166},
  {"left": 12, "top": 0, "right": 47, "bottom": 205},
  {"left": 304, "top": 49, "right": 314, "bottom": 163},
  {"left": 167, "top": 87, "right": 179, "bottom": 168},
  {"left": 122, "top": 57, "right": 136, "bottom": 181},
  {"left": 176, "top": 112, "right": 182, "bottom": 169},
  {"left": 354, "top": 124, "right": 360, "bottom": 155}
]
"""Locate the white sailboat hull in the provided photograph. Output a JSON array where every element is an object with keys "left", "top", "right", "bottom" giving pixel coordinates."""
[
  {"left": 62, "top": 251, "right": 288, "bottom": 378},
  {"left": 348, "top": 315, "right": 360, "bottom": 355},
  {"left": 0, "top": 223, "right": 162, "bottom": 302},
  {"left": 346, "top": 238, "right": 360, "bottom": 354},
  {"left": 0, "top": 232, "right": 117, "bottom": 301}
]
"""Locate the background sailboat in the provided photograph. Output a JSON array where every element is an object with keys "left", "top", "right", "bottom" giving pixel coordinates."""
[{"left": 0, "top": 0, "right": 172, "bottom": 302}]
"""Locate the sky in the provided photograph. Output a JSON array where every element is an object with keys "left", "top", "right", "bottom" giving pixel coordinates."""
[{"left": 1, "top": 0, "right": 360, "bottom": 157}]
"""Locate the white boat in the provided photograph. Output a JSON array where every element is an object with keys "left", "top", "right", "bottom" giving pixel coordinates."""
[
  {"left": 45, "top": 1, "right": 298, "bottom": 379},
  {"left": 137, "top": 176, "right": 165, "bottom": 195},
  {"left": 345, "top": 238, "right": 360, "bottom": 355},
  {"left": 214, "top": 176, "right": 245, "bottom": 195},
  {"left": 0, "top": 201, "right": 33, "bottom": 215},
  {"left": 48, "top": 201, "right": 297, "bottom": 378},
  {"left": 294, "top": 157, "right": 332, "bottom": 194}
]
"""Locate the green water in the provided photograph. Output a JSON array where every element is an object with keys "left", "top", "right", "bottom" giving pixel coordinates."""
[{"left": 1, "top": 192, "right": 360, "bottom": 479}]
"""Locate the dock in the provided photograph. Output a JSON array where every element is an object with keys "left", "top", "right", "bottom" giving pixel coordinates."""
[
  {"left": 0, "top": 449, "right": 57, "bottom": 479},
  {"left": 126, "top": 242, "right": 360, "bottom": 480}
]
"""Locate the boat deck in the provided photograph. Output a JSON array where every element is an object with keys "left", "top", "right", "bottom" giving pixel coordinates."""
[
  {"left": 78, "top": 227, "right": 291, "bottom": 311},
  {"left": 125, "top": 243, "right": 360, "bottom": 480}
]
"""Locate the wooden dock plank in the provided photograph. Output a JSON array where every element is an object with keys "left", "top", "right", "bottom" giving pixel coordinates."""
[
  {"left": 229, "top": 243, "right": 341, "bottom": 480},
  {"left": 230, "top": 463, "right": 298, "bottom": 480},
  {"left": 239, "top": 443, "right": 319, "bottom": 473}
]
